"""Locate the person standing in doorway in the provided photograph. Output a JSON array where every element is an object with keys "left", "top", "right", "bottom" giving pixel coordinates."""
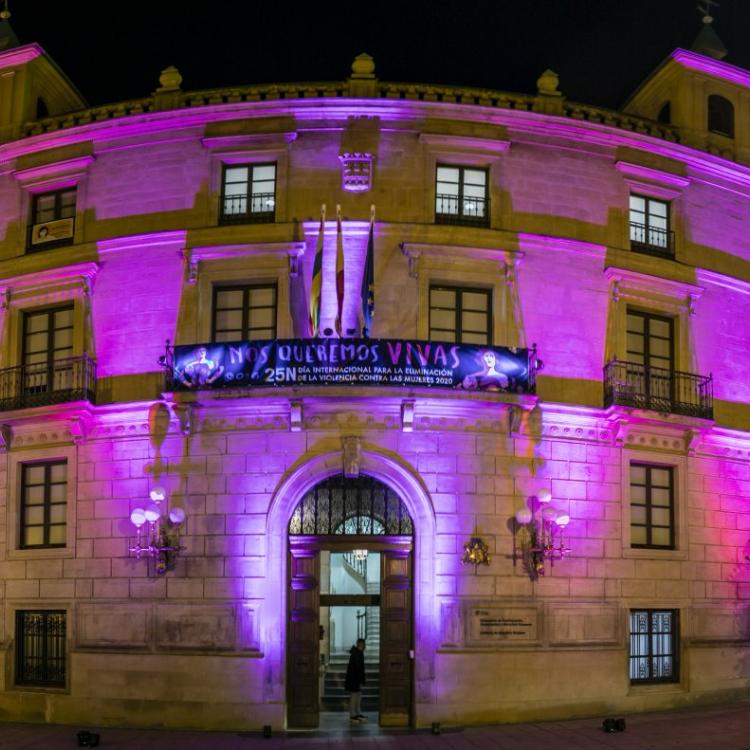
[{"left": 345, "top": 638, "right": 367, "bottom": 723}]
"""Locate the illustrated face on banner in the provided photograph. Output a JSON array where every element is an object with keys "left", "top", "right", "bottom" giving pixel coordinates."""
[{"left": 171, "top": 339, "right": 534, "bottom": 393}]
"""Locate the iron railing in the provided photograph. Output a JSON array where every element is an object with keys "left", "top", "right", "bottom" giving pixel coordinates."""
[
  {"left": 0, "top": 354, "right": 96, "bottom": 411},
  {"left": 219, "top": 193, "right": 275, "bottom": 224},
  {"left": 15, "top": 610, "right": 66, "bottom": 687},
  {"left": 629, "top": 222, "right": 675, "bottom": 258},
  {"left": 356, "top": 610, "right": 367, "bottom": 641},
  {"left": 435, "top": 193, "right": 489, "bottom": 226},
  {"left": 604, "top": 360, "right": 712, "bottom": 419}
]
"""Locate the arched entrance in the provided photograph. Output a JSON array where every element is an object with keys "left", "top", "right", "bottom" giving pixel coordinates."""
[{"left": 286, "top": 474, "right": 414, "bottom": 729}]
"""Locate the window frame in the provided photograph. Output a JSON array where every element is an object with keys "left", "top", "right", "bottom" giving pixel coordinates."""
[
  {"left": 26, "top": 187, "right": 77, "bottom": 253},
  {"left": 211, "top": 282, "right": 278, "bottom": 342},
  {"left": 434, "top": 164, "right": 490, "bottom": 227},
  {"left": 628, "top": 193, "right": 673, "bottom": 258},
  {"left": 219, "top": 162, "right": 277, "bottom": 225},
  {"left": 15, "top": 609, "right": 67, "bottom": 688},
  {"left": 19, "top": 459, "right": 68, "bottom": 550},
  {"left": 428, "top": 284, "right": 492, "bottom": 345},
  {"left": 629, "top": 462, "right": 675, "bottom": 550},
  {"left": 629, "top": 608, "right": 679, "bottom": 685}
]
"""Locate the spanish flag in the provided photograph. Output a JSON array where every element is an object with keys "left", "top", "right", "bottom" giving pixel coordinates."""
[
  {"left": 334, "top": 204, "right": 345, "bottom": 336},
  {"left": 308, "top": 204, "right": 325, "bottom": 337},
  {"left": 360, "top": 205, "right": 375, "bottom": 337}
]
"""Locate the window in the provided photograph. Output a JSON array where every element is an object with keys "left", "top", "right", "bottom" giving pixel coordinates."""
[
  {"left": 429, "top": 286, "right": 491, "bottom": 344},
  {"left": 657, "top": 101, "right": 671, "bottom": 125},
  {"left": 212, "top": 284, "right": 277, "bottom": 341},
  {"left": 20, "top": 460, "right": 67, "bottom": 549},
  {"left": 27, "top": 188, "right": 76, "bottom": 251},
  {"left": 629, "top": 194, "right": 673, "bottom": 257},
  {"left": 435, "top": 165, "right": 489, "bottom": 226},
  {"left": 625, "top": 309, "right": 674, "bottom": 412},
  {"left": 220, "top": 163, "right": 276, "bottom": 224},
  {"left": 630, "top": 463, "right": 674, "bottom": 549},
  {"left": 15, "top": 610, "right": 66, "bottom": 687},
  {"left": 629, "top": 609, "right": 678, "bottom": 683},
  {"left": 21, "top": 305, "right": 75, "bottom": 405},
  {"left": 708, "top": 94, "right": 734, "bottom": 138}
]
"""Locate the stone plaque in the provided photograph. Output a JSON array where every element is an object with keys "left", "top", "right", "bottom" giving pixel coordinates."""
[{"left": 467, "top": 606, "right": 538, "bottom": 643}]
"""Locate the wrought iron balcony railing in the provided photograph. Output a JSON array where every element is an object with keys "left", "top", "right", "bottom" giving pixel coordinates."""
[
  {"left": 629, "top": 222, "right": 675, "bottom": 259},
  {"left": 0, "top": 355, "right": 97, "bottom": 411},
  {"left": 435, "top": 193, "right": 489, "bottom": 227},
  {"left": 604, "top": 359, "right": 713, "bottom": 420},
  {"left": 219, "top": 193, "right": 276, "bottom": 224}
]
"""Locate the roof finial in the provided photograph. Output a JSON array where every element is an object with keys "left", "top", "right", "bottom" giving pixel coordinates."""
[
  {"left": 0, "top": 1, "right": 10, "bottom": 21},
  {"left": 698, "top": 0, "right": 718, "bottom": 24}
]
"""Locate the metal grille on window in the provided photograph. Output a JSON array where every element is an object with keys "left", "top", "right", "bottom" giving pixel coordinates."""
[
  {"left": 629, "top": 609, "right": 677, "bottom": 682},
  {"left": 16, "top": 610, "right": 66, "bottom": 686},
  {"left": 288, "top": 475, "right": 413, "bottom": 536}
]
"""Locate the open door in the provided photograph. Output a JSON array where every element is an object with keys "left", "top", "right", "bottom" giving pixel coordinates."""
[
  {"left": 287, "top": 548, "right": 320, "bottom": 728},
  {"left": 379, "top": 549, "right": 412, "bottom": 727}
]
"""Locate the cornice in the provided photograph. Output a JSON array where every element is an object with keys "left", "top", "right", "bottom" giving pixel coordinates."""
[
  {"left": 696, "top": 268, "right": 750, "bottom": 296},
  {"left": 517, "top": 233, "right": 606, "bottom": 260},
  {"left": 97, "top": 230, "right": 187, "bottom": 254},
  {"left": 0, "top": 261, "right": 98, "bottom": 296},
  {"left": 672, "top": 48, "right": 750, "bottom": 90},
  {"left": 400, "top": 241, "right": 522, "bottom": 267},
  {"left": 418, "top": 133, "right": 510, "bottom": 154},
  {"left": 604, "top": 266, "right": 704, "bottom": 301},
  {"left": 0, "top": 43, "right": 42, "bottom": 71}
]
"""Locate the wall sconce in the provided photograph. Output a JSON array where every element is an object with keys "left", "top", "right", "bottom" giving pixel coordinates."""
[
  {"left": 128, "top": 486, "right": 187, "bottom": 575},
  {"left": 461, "top": 537, "right": 491, "bottom": 571},
  {"left": 513, "top": 489, "right": 569, "bottom": 578}
]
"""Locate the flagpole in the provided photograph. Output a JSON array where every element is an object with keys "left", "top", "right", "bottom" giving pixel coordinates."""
[
  {"left": 334, "top": 204, "right": 345, "bottom": 337},
  {"left": 361, "top": 204, "right": 375, "bottom": 338}
]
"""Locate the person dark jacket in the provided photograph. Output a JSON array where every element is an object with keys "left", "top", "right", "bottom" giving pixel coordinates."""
[{"left": 344, "top": 644, "right": 366, "bottom": 692}]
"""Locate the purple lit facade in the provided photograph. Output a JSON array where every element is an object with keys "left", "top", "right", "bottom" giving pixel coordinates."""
[{"left": 1, "top": 42, "right": 750, "bottom": 730}]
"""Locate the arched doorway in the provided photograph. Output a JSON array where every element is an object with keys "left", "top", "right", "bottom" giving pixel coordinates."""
[{"left": 286, "top": 474, "right": 414, "bottom": 729}]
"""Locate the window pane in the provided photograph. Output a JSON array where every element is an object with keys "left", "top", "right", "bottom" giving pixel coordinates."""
[
  {"left": 461, "top": 332, "right": 489, "bottom": 345},
  {"left": 651, "top": 527, "right": 672, "bottom": 546},
  {"left": 49, "top": 464, "right": 67, "bottom": 483},
  {"left": 49, "top": 484, "right": 66, "bottom": 503},
  {"left": 26, "top": 314, "right": 49, "bottom": 334},
  {"left": 431, "top": 329, "right": 455, "bottom": 343},
  {"left": 252, "top": 164, "right": 276, "bottom": 182},
  {"left": 23, "top": 527, "right": 44, "bottom": 546},
  {"left": 629, "top": 195, "right": 645, "bottom": 212},
  {"left": 462, "top": 311, "right": 488, "bottom": 333},
  {"left": 463, "top": 169, "right": 486, "bottom": 187},
  {"left": 216, "top": 290, "right": 243, "bottom": 308},
  {"left": 652, "top": 507, "right": 671, "bottom": 526},
  {"left": 25, "top": 466, "right": 46, "bottom": 485},
  {"left": 251, "top": 288, "right": 276, "bottom": 307},
  {"left": 431, "top": 309, "right": 455, "bottom": 329},
  {"left": 627, "top": 314, "right": 644, "bottom": 333},
  {"left": 248, "top": 308, "right": 274, "bottom": 329},
  {"left": 652, "top": 468, "right": 671, "bottom": 487},
  {"left": 630, "top": 506, "right": 647, "bottom": 524},
  {"left": 630, "top": 464, "right": 646, "bottom": 484},
  {"left": 631, "top": 527, "right": 647, "bottom": 545},
  {"left": 25, "top": 332, "right": 49, "bottom": 354},
  {"left": 626, "top": 333, "right": 644, "bottom": 354},
  {"left": 652, "top": 488, "right": 671, "bottom": 507},
  {"left": 648, "top": 200, "right": 668, "bottom": 218},
  {"left": 430, "top": 289, "right": 455, "bottom": 308},
  {"left": 437, "top": 166, "right": 459, "bottom": 184},
  {"left": 53, "top": 329, "right": 73, "bottom": 350},
  {"left": 24, "top": 506, "right": 44, "bottom": 525},
  {"left": 224, "top": 166, "right": 248, "bottom": 183},
  {"left": 48, "top": 526, "right": 66, "bottom": 545},
  {"left": 54, "top": 309, "right": 73, "bottom": 328},
  {"left": 462, "top": 292, "right": 488, "bottom": 311},
  {"left": 49, "top": 505, "right": 66, "bottom": 524}
]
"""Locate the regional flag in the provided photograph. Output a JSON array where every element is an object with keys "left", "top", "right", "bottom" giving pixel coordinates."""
[
  {"left": 308, "top": 204, "right": 325, "bottom": 337},
  {"left": 334, "top": 204, "right": 345, "bottom": 336},
  {"left": 360, "top": 205, "right": 375, "bottom": 337}
]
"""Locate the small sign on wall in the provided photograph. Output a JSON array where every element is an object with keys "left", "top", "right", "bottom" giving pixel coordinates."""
[{"left": 467, "top": 606, "right": 539, "bottom": 644}]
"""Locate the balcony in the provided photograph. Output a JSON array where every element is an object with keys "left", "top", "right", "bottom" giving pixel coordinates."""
[
  {"left": 604, "top": 360, "right": 712, "bottom": 420},
  {"left": 219, "top": 193, "right": 275, "bottom": 225},
  {"left": 435, "top": 194, "right": 489, "bottom": 227},
  {"left": 0, "top": 355, "right": 97, "bottom": 411},
  {"left": 629, "top": 222, "right": 675, "bottom": 259}
]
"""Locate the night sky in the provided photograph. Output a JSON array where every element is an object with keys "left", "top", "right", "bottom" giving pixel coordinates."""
[{"left": 8, "top": 0, "right": 750, "bottom": 111}]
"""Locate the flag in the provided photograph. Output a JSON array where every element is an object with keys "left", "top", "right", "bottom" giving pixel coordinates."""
[
  {"left": 360, "top": 205, "right": 375, "bottom": 337},
  {"left": 308, "top": 204, "right": 325, "bottom": 337},
  {"left": 334, "top": 204, "right": 345, "bottom": 336}
]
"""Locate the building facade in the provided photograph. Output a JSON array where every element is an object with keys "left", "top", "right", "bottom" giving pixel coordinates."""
[{"left": 1, "top": 31, "right": 750, "bottom": 731}]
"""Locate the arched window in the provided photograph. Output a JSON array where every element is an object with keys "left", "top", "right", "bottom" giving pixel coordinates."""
[
  {"left": 708, "top": 94, "right": 734, "bottom": 137},
  {"left": 657, "top": 101, "right": 671, "bottom": 125},
  {"left": 35, "top": 97, "right": 49, "bottom": 119},
  {"left": 288, "top": 474, "right": 413, "bottom": 536}
]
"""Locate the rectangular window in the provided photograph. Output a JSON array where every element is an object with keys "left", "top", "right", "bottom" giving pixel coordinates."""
[
  {"left": 27, "top": 188, "right": 76, "bottom": 251},
  {"left": 626, "top": 309, "right": 674, "bottom": 412},
  {"left": 630, "top": 463, "right": 674, "bottom": 549},
  {"left": 15, "top": 610, "right": 66, "bottom": 687},
  {"left": 629, "top": 609, "right": 678, "bottom": 683},
  {"left": 20, "top": 460, "right": 67, "bottom": 549},
  {"left": 435, "top": 165, "right": 489, "bottom": 226},
  {"left": 22, "top": 305, "right": 75, "bottom": 401},
  {"left": 220, "top": 163, "right": 276, "bottom": 224},
  {"left": 429, "top": 285, "right": 491, "bottom": 344},
  {"left": 212, "top": 284, "right": 277, "bottom": 342},
  {"left": 629, "top": 194, "right": 673, "bottom": 257}
]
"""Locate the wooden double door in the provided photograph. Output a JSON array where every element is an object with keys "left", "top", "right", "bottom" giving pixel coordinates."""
[{"left": 287, "top": 537, "right": 413, "bottom": 728}]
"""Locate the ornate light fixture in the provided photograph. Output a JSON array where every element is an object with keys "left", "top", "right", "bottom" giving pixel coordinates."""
[
  {"left": 128, "top": 486, "right": 187, "bottom": 575},
  {"left": 461, "top": 536, "right": 491, "bottom": 571},
  {"left": 513, "top": 489, "right": 570, "bottom": 578},
  {"left": 352, "top": 548, "right": 368, "bottom": 561}
]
